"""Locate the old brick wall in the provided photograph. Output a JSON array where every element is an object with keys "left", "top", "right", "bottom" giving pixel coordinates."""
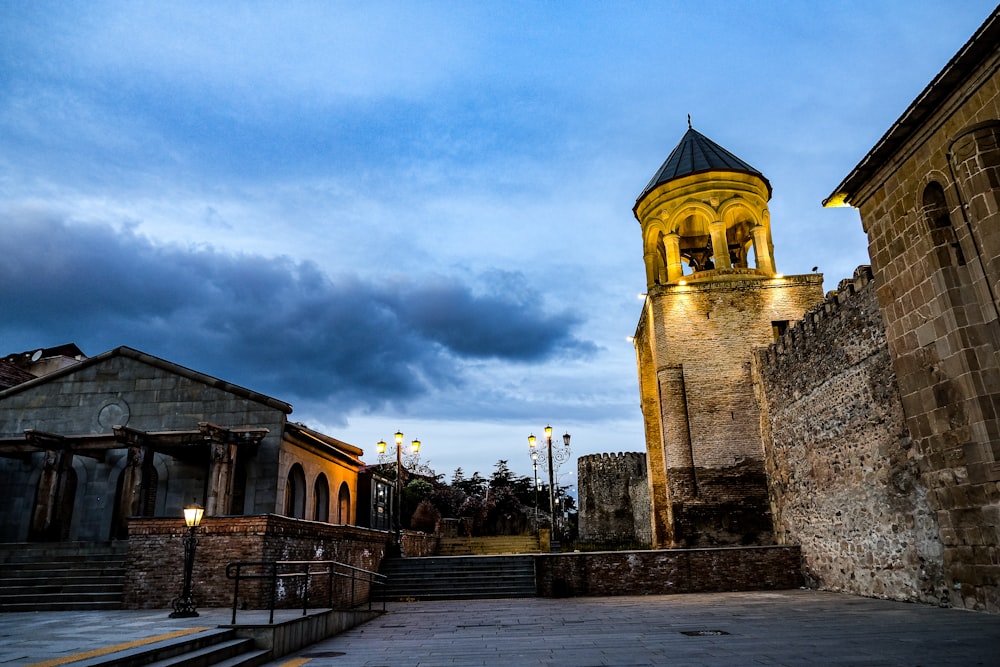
[
  {"left": 536, "top": 546, "right": 802, "bottom": 597},
  {"left": 577, "top": 452, "right": 651, "bottom": 547},
  {"left": 836, "top": 32, "right": 1000, "bottom": 612},
  {"left": 124, "top": 515, "right": 389, "bottom": 610},
  {"left": 753, "top": 268, "right": 946, "bottom": 605},
  {"left": 636, "top": 276, "right": 824, "bottom": 548}
]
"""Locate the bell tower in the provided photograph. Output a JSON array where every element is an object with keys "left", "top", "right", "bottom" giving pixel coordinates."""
[{"left": 632, "top": 124, "right": 824, "bottom": 548}]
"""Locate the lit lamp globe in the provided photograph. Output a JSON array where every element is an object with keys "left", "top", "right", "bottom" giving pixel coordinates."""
[{"left": 183, "top": 503, "right": 204, "bottom": 529}]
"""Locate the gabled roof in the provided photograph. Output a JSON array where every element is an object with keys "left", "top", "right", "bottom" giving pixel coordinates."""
[
  {"left": 0, "top": 345, "right": 293, "bottom": 414},
  {"left": 636, "top": 127, "right": 771, "bottom": 206}
]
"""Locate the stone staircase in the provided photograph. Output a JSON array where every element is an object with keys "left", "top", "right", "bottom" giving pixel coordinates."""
[
  {"left": 63, "top": 628, "right": 270, "bottom": 667},
  {"left": 436, "top": 534, "right": 544, "bottom": 556},
  {"left": 378, "top": 555, "right": 537, "bottom": 601},
  {"left": 0, "top": 541, "right": 128, "bottom": 612}
]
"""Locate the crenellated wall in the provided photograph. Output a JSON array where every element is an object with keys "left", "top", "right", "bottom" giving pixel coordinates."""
[
  {"left": 752, "top": 266, "right": 946, "bottom": 605},
  {"left": 577, "top": 452, "right": 651, "bottom": 547}
]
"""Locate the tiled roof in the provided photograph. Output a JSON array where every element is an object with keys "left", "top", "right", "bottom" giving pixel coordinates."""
[
  {"left": 636, "top": 127, "right": 770, "bottom": 204},
  {"left": 0, "top": 360, "right": 35, "bottom": 391}
]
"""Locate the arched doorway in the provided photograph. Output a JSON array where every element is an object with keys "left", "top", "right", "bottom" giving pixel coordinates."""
[
  {"left": 337, "top": 482, "right": 351, "bottom": 524},
  {"left": 314, "top": 473, "right": 330, "bottom": 522},
  {"left": 285, "top": 463, "right": 306, "bottom": 519}
]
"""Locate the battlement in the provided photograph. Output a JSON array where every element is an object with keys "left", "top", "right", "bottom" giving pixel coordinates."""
[
  {"left": 757, "top": 265, "right": 875, "bottom": 367},
  {"left": 579, "top": 452, "right": 646, "bottom": 465}
]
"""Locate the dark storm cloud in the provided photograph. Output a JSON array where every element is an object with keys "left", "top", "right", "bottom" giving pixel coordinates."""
[{"left": 0, "top": 212, "right": 595, "bottom": 411}]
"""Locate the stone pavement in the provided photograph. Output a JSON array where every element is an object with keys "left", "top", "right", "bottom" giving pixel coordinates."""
[
  {"left": 1, "top": 591, "right": 999, "bottom": 667},
  {"left": 0, "top": 607, "right": 308, "bottom": 666},
  {"left": 264, "top": 591, "right": 1000, "bottom": 667}
]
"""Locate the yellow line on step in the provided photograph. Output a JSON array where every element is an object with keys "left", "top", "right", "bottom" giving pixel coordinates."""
[
  {"left": 275, "top": 659, "right": 311, "bottom": 667},
  {"left": 26, "top": 627, "right": 210, "bottom": 667}
]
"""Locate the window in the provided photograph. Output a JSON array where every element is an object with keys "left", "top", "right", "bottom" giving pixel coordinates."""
[
  {"left": 314, "top": 473, "right": 330, "bottom": 522},
  {"left": 338, "top": 482, "right": 351, "bottom": 524},
  {"left": 285, "top": 464, "right": 306, "bottom": 519},
  {"left": 772, "top": 320, "right": 790, "bottom": 342}
]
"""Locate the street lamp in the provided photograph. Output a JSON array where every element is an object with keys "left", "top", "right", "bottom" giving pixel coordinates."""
[
  {"left": 529, "top": 448, "right": 540, "bottom": 530},
  {"left": 169, "top": 501, "right": 204, "bottom": 618},
  {"left": 528, "top": 426, "right": 571, "bottom": 549},
  {"left": 376, "top": 432, "right": 422, "bottom": 556}
]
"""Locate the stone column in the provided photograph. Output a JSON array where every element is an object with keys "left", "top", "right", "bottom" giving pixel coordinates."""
[
  {"left": 206, "top": 440, "right": 237, "bottom": 517},
  {"left": 643, "top": 251, "right": 659, "bottom": 288},
  {"left": 658, "top": 366, "right": 697, "bottom": 502},
  {"left": 752, "top": 225, "right": 775, "bottom": 275},
  {"left": 118, "top": 445, "right": 145, "bottom": 522},
  {"left": 30, "top": 447, "right": 74, "bottom": 540},
  {"left": 664, "top": 233, "right": 684, "bottom": 283},
  {"left": 709, "top": 221, "right": 731, "bottom": 269}
]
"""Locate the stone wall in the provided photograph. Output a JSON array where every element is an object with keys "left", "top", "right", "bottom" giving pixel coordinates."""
[
  {"left": 753, "top": 267, "right": 946, "bottom": 605},
  {"left": 827, "top": 19, "right": 1000, "bottom": 612},
  {"left": 635, "top": 275, "right": 824, "bottom": 547},
  {"left": 577, "top": 452, "right": 651, "bottom": 547},
  {"left": 0, "top": 351, "right": 288, "bottom": 542},
  {"left": 124, "top": 514, "right": 389, "bottom": 610},
  {"left": 536, "top": 546, "right": 802, "bottom": 597}
]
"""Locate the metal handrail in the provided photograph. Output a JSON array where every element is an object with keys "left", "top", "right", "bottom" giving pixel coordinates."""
[{"left": 225, "top": 559, "right": 387, "bottom": 624}]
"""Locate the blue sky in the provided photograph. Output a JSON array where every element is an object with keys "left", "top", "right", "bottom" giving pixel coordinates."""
[{"left": 1, "top": 1, "right": 994, "bottom": 488}]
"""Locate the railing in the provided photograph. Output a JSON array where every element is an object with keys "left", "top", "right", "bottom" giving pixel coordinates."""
[{"left": 225, "top": 559, "right": 387, "bottom": 624}]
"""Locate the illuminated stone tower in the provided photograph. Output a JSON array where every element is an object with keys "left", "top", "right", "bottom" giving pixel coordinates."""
[{"left": 632, "top": 125, "right": 824, "bottom": 548}]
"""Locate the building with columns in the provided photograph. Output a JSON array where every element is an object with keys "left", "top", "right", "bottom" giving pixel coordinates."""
[
  {"left": 632, "top": 126, "right": 824, "bottom": 548},
  {"left": 0, "top": 345, "right": 365, "bottom": 543}
]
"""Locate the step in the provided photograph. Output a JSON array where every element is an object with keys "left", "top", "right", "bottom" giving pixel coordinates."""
[
  {"left": 143, "top": 637, "right": 262, "bottom": 667},
  {"left": 69, "top": 629, "right": 246, "bottom": 667},
  {"left": 0, "top": 542, "right": 128, "bottom": 563},
  {"left": 0, "top": 599, "right": 123, "bottom": 611},
  {"left": 378, "top": 554, "right": 537, "bottom": 600}
]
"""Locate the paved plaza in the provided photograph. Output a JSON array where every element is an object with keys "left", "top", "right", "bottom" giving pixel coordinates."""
[{"left": 1, "top": 590, "right": 999, "bottom": 667}]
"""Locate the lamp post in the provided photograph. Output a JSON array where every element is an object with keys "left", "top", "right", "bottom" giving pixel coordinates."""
[
  {"left": 528, "top": 426, "right": 571, "bottom": 548},
  {"left": 529, "top": 448, "right": 540, "bottom": 530},
  {"left": 169, "top": 501, "right": 204, "bottom": 618},
  {"left": 376, "top": 432, "right": 421, "bottom": 556}
]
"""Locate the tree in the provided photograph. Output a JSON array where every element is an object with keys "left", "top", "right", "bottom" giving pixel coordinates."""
[{"left": 489, "top": 460, "right": 515, "bottom": 489}]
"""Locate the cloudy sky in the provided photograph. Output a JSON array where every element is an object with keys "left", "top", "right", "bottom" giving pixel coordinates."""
[{"left": 1, "top": 1, "right": 994, "bottom": 488}]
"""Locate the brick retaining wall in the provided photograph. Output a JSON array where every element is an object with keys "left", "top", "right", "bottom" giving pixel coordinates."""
[
  {"left": 536, "top": 546, "right": 803, "bottom": 597},
  {"left": 124, "top": 515, "right": 391, "bottom": 610}
]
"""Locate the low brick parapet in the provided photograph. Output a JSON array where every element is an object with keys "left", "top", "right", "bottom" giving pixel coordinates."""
[
  {"left": 536, "top": 545, "right": 803, "bottom": 597},
  {"left": 124, "top": 514, "right": 391, "bottom": 609}
]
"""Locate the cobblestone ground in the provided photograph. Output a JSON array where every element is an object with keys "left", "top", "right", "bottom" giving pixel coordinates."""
[{"left": 264, "top": 590, "right": 1000, "bottom": 667}]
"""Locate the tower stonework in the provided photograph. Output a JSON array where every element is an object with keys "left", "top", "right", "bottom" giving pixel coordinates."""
[
  {"left": 632, "top": 127, "right": 824, "bottom": 548},
  {"left": 577, "top": 452, "right": 651, "bottom": 547}
]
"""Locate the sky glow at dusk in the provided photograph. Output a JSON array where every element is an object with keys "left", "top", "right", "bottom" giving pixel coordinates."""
[{"left": 1, "top": 1, "right": 994, "bottom": 487}]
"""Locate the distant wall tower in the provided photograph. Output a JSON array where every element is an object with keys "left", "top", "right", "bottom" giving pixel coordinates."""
[{"left": 632, "top": 125, "right": 824, "bottom": 548}]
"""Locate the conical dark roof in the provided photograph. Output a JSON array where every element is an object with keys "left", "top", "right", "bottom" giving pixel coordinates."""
[{"left": 636, "top": 127, "right": 771, "bottom": 204}]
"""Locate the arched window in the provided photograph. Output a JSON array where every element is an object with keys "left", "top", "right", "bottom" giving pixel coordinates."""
[
  {"left": 285, "top": 464, "right": 306, "bottom": 519},
  {"left": 923, "top": 181, "right": 965, "bottom": 267},
  {"left": 338, "top": 482, "right": 351, "bottom": 524},
  {"left": 923, "top": 182, "right": 951, "bottom": 229},
  {"left": 314, "top": 474, "right": 330, "bottom": 522}
]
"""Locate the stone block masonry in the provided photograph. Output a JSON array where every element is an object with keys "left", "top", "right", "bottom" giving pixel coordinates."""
[
  {"left": 635, "top": 274, "right": 824, "bottom": 548},
  {"left": 125, "top": 515, "right": 389, "bottom": 610},
  {"left": 535, "top": 545, "right": 802, "bottom": 597},
  {"left": 577, "top": 452, "right": 651, "bottom": 547},
  {"left": 753, "top": 267, "right": 946, "bottom": 605}
]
